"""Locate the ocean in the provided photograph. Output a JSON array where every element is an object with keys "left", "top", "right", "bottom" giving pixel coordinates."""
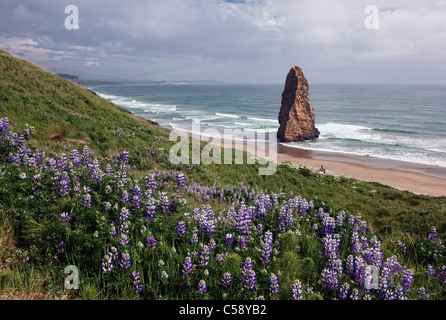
[{"left": 90, "top": 83, "right": 446, "bottom": 169}]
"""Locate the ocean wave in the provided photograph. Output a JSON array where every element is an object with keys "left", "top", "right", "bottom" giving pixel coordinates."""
[
  {"left": 247, "top": 116, "right": 277, "bottom": 123},
  {"left": 98, "top": 92, "right": 178, "bottom": 112},
  {"left": 215, "top": 112, "right": 240, "bottom": 119},
  {"left": 282, "top": 142, "right": 446, "bottom": 168},
  {"left": 372, "top": 128, "right": 417, "bottom": 134}
]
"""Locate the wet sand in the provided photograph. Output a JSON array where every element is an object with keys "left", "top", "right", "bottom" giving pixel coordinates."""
[
  {"left": 166, "top": 126, "right": 446, "bottom": 197},
  {"left": 276, "top": 143, "right": 446, "bottom": 197},
  {"left": 215, "top": 138, "right": 446, "bottom": 197}
]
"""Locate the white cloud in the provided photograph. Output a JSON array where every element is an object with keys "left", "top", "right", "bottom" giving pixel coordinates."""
[{"left": 1, "top": 0, "right": 445, "bottom": 83}]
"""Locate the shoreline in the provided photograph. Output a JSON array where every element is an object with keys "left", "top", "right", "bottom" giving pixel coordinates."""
[
  {"left": 180, "top": 127, "right": 446, "bottom": 197},
  {"left": 143, "top": 116, "right": 446, "bottom": 198},
  {"left": 276, "top": 143, "right": 446, "bottom": 197}
]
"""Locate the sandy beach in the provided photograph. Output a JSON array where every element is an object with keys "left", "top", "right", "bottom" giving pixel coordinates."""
[
  {"left": 275, "top": 143, "right": 446, "bottom": 197},
  {"left": 202, "top": 135, "right": 446, "bottom": 197}
]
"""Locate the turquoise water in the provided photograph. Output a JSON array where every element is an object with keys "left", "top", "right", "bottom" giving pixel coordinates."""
[{"left": 91, "top": 83, "right": 446, "bottom": 168}]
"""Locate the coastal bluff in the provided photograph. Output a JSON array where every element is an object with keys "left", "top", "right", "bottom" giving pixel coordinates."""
[{"left": 277, "top": 66, "right": 320, "bottom": 142}]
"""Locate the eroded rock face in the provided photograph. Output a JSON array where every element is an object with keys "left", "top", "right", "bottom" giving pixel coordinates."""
[{"left": 277, "top": 66, "right": 320, "bottom": 142}]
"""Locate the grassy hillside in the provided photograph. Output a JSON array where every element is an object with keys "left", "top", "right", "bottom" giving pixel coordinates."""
[
  {"left": 1, "top": 49, "right": 446, "bottom": 300},
  {"left": 0, "top": 49, "right": 169, "bottom": 157}
]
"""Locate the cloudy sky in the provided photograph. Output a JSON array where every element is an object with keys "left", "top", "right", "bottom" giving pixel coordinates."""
[{"left": 1, "top": 0, "right": 446, "bottom": 84}]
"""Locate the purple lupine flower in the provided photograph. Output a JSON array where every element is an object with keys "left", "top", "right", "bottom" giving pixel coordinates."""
[
  {"left": 417, "top": 287, "right": 428, "bottom": 300},
  {"left": 161, "top": 270, "right": 169, "bottom": 280},
  {"left": 394, "top": 285, "right": 406, "bottom": 300},
  {"left": 159, "top": 192, "right": 170, "bottom": 214},
  {"left": 240, "top": 257, "right": 256, "bottom": 291},
  {"left": 88, "top": 159, "right": 103, "bottom": 182},
  {"left": 338, "top": 283, "right": 350, "bottom": 300},
  {"left": 101, "top": 253, "right": 114, "bottom": 273},
  {"left": 350, "top": 289, "right": 360, "bottom": 300},
  {"left": 58, "top": 241, "right": 65, "bottom": 253},
  {"left": 105, "top": 163, "right": 113, "bottom": 175},
  {"left": 235, "top": 202, "right": 253, "bottom": 237},
  {"left": 199, "top": 245, "right": 210, "bottom": 267},
  {"left": 147, "top": 174, "right": 157, "bottom": 194},
  {"left": 0, "top": 117, "right": 10, "bottom": 139},
  {"left": 70, "top": 149, "right": 80, "bottom": 168},
  {"left": 181, "top": 256, "right": 196, "bottom": 279},
  {"left": 131, "top": 185, "right": 142, "bottom": 210},
  {"left": 197, "top": 280, "right": 208, "bottom": 296},
  {"left": 146, "top": 235, "right": 157, "bottom": 250},
  {"left": 177, "top": 221, "right": 187, "bottom": 238},
  {"left": 350, "top": 229, "right": 362, "bottom": 255},
  {"left": 120, "top": 151, "right": 129, "bottom": 163},
  {"left": 208, "top": 238, "right": 217, "bottom": 251},
  {"left": 110, "top": 224, "right": 117, "bottom": 237},
  {"left": 278, "top": 203, "right": 294, "bottom": 234},
  {"left": 190, "top": 229, "right": 199, "bottom": 244},
  {"left": 323, "top": 234, "right": 341, "bottom": 258},
  {"left": 238, "top": 235, "right": 248, "bottom": 250},
  {"left": 320, "top": 268, "right": 339, "bottom": 290},
  {"left": 103, "top": 201, "right": 112, "bottom": 211},
  {"left": 146, "top": 198, "right": 157, "bottom": 221},
  {"left": 119, "top": 207, "right": 130, "bottom": 222},
  {"left": 225, "top": 233, "right": 234, "bottom": 246},
  {"left": 59, "top": 212, "right": 72, "bottom": 226},
  {"left": 104, "top": 185, "right": 113, "bottom": 195},
  {"left": 322, "top": 215, "right": 336, "bottom": 235},
  {"left": 131, "top": 271, "right": 143, "bottom": 294},
  {"left": 196, "top": 206, "right": 216, "bottom": 237},
  {"left": 327, "top": 252, "right": 343, "bottom": 276},
  {"left": 336, "top": 211, "right": 346, "bottom": 227},
  {"left": 120, "top": 189, "right": 129, "bottom": 203},
  {"left": 57, "top": 153, "right": 68, "bottom": 171},
  {"left": 119, "top": 233, "right": 130, "bottom": 246},
  {"left": 382, "top": 256, "right": 403, "bottom": 278},
  {"left": 221, "top": 272, "right": 232, "bottom": 289},
  {"left": 58, "top": 172, "right": 70, "bottom": 198},
  {"left": 177, "top": 173, "right": 186, "bottom": 188},
  {"left": 292, "top": 279, "right": 303, "bottom": 300},
  {"left": 426, "top": 265, "right": 437, "bottom": 278},
  {"left": 363, "top": 245, "right": 384, "bottom": 269},
  {"left": 110, "top": 246, "right": 119, "bottom": 261},
  {"left": 402, "top": 269, "right": 414, "bottom": 293},
  {"left": 215, "top": 252, "right": 228, "bottom": 263},
  {"left": 81, "top": 146, "right": 90, "bottom": 165},
  {"left": 119, "top": 164, "right": 129, "bottom": 184},
  {"left": 269, "top": 273, "right": 279, "bottom": 296},
  {"left": 120, "top": 251, "right": 131, "bottom": 269},
  {"left": 429, "top": 226, "right": 442, "bottom": 246},
  {"left": 439, "top": 265, "right": 446, "bottom": 286},
  {"left": 33, "top": 173, "right": 42, "bottom": 183},
  {"left": 397, "top": 240, "right": 407, "bottom": 254},
  {"left": 260, "top": 231, "right": 273, "bottom": 265},
  {"left": 25, "top": 156, "right": 36, "bottom": 169},
  {"left": 73, "top": 183, "right": 81, "bottom": 198},
  {"left": 82, "top": 193, "right": 92, "bottom": 208},
  {"left": 346, "top": 255, "right": 366, "bottom": 288}
]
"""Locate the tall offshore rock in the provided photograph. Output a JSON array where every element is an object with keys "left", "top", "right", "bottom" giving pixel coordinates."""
[{"left": 277, "top": 66, "right": 320, "bottom": 142}]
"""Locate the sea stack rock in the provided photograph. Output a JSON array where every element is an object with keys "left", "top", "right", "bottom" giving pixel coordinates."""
[{"left": 277, "top": 66, "right": 320, "bottom": 142}]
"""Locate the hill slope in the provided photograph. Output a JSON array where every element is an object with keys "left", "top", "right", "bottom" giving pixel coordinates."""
[{"left": 0, "top": 49, "right": 166, "bottom": 157}]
